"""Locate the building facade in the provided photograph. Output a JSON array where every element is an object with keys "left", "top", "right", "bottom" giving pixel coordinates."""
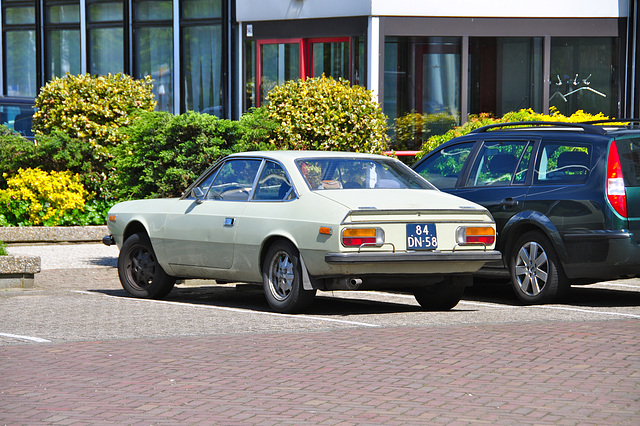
[
  {"left": 237, "top": 0, "right": 639, "bottom": 124},
  {"left": 1, "top": 0, "right": 235, "bottom": 117},
  {"left": 1, "top": 0, "right": 638, "bottom": 131}
]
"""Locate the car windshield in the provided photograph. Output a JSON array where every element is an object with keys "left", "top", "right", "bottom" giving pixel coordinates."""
[{"left": 296, "top": 157, "right": 434, "bottom": 190}]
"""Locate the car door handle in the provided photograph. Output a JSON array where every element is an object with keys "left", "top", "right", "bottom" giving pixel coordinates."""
[
  {"left": 224, "top": 218, "right": 235, "bottom": 227},
  {"left": 500, "top": 198, "right": 519, "bottom": 207}
]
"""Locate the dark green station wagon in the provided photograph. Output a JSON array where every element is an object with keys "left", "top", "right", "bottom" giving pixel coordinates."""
[{"left": 413, "top": 120, "right": 640, "bottom": 304}]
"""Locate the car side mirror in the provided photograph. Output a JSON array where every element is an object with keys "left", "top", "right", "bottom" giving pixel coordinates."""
[{"left": 192, "top": 187, "right": 205, "bottom": 204}]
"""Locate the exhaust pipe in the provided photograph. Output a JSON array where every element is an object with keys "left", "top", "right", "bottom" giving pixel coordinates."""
[{"left": 349, "top": 278, "right": 363, "bottom": 288}]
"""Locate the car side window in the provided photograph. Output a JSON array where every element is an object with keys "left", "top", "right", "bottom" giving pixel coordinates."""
[
  {"left": 466, "top": 141, "right": 530, "bottom": 187},
  {"left": 207, "top": 159, "right": 261, "bottom": 201},
  {"left": 253, "top": 161, "right": 295, "bottom": 201},
  {"left": 414, "top": 142, "right": 475, "bottom": 189},
  {"left": 534, "top": 142, "right": 591, "bottom": 185}
]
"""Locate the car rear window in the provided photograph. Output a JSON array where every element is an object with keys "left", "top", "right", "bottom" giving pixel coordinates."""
[
  {"left": 534, "top": 142, "right": 591, "bottom": 185},
  {"left": 615, "top": 137, "right": 640, "bottom": 187}
]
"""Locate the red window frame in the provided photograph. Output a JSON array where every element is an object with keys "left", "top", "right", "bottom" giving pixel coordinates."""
[
  {"left": 254, "top": 37, "right": 352, "bottom": 106},
  {"left": 256, "top": 38, "right": 305, "bottom": 107}
]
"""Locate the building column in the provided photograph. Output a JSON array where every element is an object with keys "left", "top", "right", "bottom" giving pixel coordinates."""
[{"left": 367, "top": 16, "right": 380, "bottom": 104}]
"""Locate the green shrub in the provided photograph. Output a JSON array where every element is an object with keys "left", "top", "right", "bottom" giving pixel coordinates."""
[
  {"left": 0, "top": 240, "right": 7, "bottom": 256},
  {"left": 234, "top": 107, "right": 279, "bottom": 152},
  {"left": 112, "top": 111, "right": 239, "bottom": 199},
  {"left": 0, "top": 168, "right": 88, "bottom": 226},
  {"left": 0, "top": 129, "right": 113, "bottom": 195},
  {"left": 415, "top": 109, "right": 610, "bottom": 159},
  {"left": 32, "top": 73, "right": 155, "bottom": 156},
  {"left": 264, "top": 76, "right": 389, "bottom": 153}
]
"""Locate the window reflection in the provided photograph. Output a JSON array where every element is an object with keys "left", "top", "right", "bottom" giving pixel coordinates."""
[
  {"left": 182, "top": 25, "right": 223, "bottom": 116},
  {"left": 550, "top": 38, "right": 617, "bottom": 117},
  {"left": 45, "top": 2, "right": 81, "bottom": 79},
  {"left": 259, "top": 42, "right": 300, "bottom": 105},
  {"left": 469, "top": 37, "right": 543, "bottom": 116},
  {"left": 133, "top": 0, "right": 173, "bottom": 112},
  {"left": 88, "top": 1, "right": 124, "bottom": 75}
]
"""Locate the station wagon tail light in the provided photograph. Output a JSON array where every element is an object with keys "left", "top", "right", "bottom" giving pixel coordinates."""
[
  {"left": 341, "top": 228, "right": 384, "bottom": 247},
  {"left": 606, "top": 141, "right": 627, "bottom": 218},
  {"left": 456, "top": 226, "right": 495, "bottom": 246}
]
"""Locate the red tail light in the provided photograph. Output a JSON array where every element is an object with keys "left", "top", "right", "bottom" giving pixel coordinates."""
[{"left": 606, "top": 141, "right": 627, "bottom": 218}]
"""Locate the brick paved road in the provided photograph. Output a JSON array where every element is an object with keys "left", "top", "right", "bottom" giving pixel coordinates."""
[
  {"left": 1, "top": 244, "right": 639, "bottom": 424},
  {"left": 1, "top": 320, "right": 639, "bottom": 424}
]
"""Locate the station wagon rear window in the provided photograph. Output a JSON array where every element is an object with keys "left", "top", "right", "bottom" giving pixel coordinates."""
[
  {"left": 534, "top": 142, "right": 591, "bottom": 184},
  {"left": 616, "top": 137, "right": 640, "bottom": 187}
]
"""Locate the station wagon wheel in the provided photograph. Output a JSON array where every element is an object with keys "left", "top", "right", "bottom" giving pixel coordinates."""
[
  {"left": 413, "top": 278, "right": 465, "bottom": 311},
  {"left": 118, "top": 232, "right": 176, "bottom": 299},
  {"left": 262, "top": 240, "right": 316, "bottom": 313},
  {"left": 508, "top": 231, "right": 568, "bottom": 304}
]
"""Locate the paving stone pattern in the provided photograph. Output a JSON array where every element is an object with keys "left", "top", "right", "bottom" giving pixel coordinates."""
[{"left": 1, "top": 320, "right": 638, "bottom": 424}]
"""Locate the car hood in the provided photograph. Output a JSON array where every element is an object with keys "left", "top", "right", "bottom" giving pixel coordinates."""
[{"left": 313, "top": 189, "right": 487, "bottom": 213}]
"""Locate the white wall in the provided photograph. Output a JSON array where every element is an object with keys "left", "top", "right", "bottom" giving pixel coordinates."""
[{"left": 236, "top": 0, "right": 628, "bottom": 22}]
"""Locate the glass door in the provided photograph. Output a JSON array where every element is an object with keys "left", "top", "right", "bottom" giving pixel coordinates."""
[{"left": 256, "top": 39, "right": 304, "bottom": 105}]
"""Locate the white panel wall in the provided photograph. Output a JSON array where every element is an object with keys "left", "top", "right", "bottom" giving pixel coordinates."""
[{"left": 236, "top": 0, "right": 627, "bottom": 22}]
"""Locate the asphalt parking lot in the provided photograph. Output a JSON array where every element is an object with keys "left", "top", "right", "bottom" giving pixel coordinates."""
[{"left": 1, "top": 243, "right": 639, "bottom": 424}]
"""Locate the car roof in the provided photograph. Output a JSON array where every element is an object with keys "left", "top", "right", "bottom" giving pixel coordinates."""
[{"left": 229, "top": 150, "right": 391, "bottom": 161}]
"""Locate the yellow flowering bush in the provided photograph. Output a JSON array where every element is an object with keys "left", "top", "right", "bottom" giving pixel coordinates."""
[
  {"left": 32, "top": 73, "right": 156, "bottom": 158},
  {"left": 0, "top": 168, "right": 87, "bottom": 226},
  {"left": 265, "top": 76, "right": 389, "bottom": 153},
  {"left": 416, "top": 109, "right": 610, "bottom": 159}
]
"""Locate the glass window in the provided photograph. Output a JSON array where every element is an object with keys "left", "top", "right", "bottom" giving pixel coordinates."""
[
  {"left": 258, "top": 41, "right": 301, "bottom": 105},
  {"left": 133, "top": 0, "right": 173, "bottom": 112},
  {"left": 254, "top": 161, "right": 294, "bottom": 201},
  {"left": 182, "top": 24, "right": 223, "bottom": 115},
  {"left": 207, "top": 159, "right": 261, "bottom": 201},
  {"left": 134, "top": 0, "right": 172, "bottom": 20},
  {"left": 414, "top": 142, "right": 476, "bottom": 189},
  {"left": 89, "top": 27, "right": 124, "bottom": 74},
  {"left": 469, "top": 37, "right": 543, "bottom": 116},
  {"left": 466, "top": 141, "right": 531, "bottom": 187},
  {"left": 47, "top": 4, "right": 80, "bottom": 23},
  {"left": 4, "top": 5, "right": 35, "bottom": 24},
  {"left": 4, "top": 30, "right": 37, "bottom": 96},
  {"left": 182, "top": 0, "right": 222, "bottom": 19},
  {"left": 534, "top": 142, "right": 591, "bottom": 185},
  {"left": 616, "top": 137, "right": 640, "bottom": 188},
  {"left": 3, "top": 2, "right": 37, "bottom": 97},
  {"left": 245, "top": 39, "right": 256, "bottom": 109},
  {"left": 88, "top": 1, "right": 123, "bottom": 22},
  {"left": 310, "top": 39, "right": 349, "bottom": 80},
  {"left": 45, "top": 2, "right": 81, "bottom": 79},
  {"left": 550, "top": 38, "right": 618, "bottom": 117},
  {"left": 385, "top": 37, "right": 461, "bottom": 149},
  {"left": 88, "top": 1, "right": 124, "bottom": 75}
]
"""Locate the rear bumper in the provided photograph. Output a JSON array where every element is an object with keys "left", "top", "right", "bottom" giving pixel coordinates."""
[
  {"left": 562, "top": 230, "right": 640, "bottom": 280},
  {"left": 325, "top": 250, "right": 502, "bottom": 264}
]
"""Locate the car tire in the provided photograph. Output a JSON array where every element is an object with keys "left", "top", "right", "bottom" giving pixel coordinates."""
[
  {"left": 118, "top": 232, "right": 176, "bottom": 299},
  {"left": 262, "top": 240, "right": 316, "bottom": 313},
  {"left": 413, "top": 279, "right": 464, "bottom": 311},
  {"left": 508, "top": 231, "right": 568, "bottom": 304}
]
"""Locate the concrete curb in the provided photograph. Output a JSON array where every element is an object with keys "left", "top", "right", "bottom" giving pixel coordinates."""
[
  {"left": 0, "top": 255, "right": 41, "bottom": 289},
  {"left": 0, "top": 225, "right": 108, "bottom": 244},
  {"left": 0, "top": 225, "right": 106, "bottom": 289}
]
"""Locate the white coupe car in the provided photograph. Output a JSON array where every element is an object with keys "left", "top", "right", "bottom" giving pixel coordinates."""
[{"left": 104, "top": 151, "right": 501, "bottom": 313}]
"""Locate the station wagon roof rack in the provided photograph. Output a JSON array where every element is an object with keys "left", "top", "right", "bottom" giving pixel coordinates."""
[
  {"left": 581, "top": 118, "right": 640, "bottom": 129},
  {"left": 470, "top": 121, "right": 607, "bottom": 135}
]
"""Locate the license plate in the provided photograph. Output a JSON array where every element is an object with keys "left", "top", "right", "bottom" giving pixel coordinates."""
[{"left": 406, "top": 223, "right": 438, "bottom": 250}]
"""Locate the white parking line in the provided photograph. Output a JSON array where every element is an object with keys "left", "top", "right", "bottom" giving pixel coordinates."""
[
  {"left": 74, "top": 291, "right": 380, "bottom": 328},
  {"left": 0, "top": 333, "right": 51, "bottom": 343}
]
